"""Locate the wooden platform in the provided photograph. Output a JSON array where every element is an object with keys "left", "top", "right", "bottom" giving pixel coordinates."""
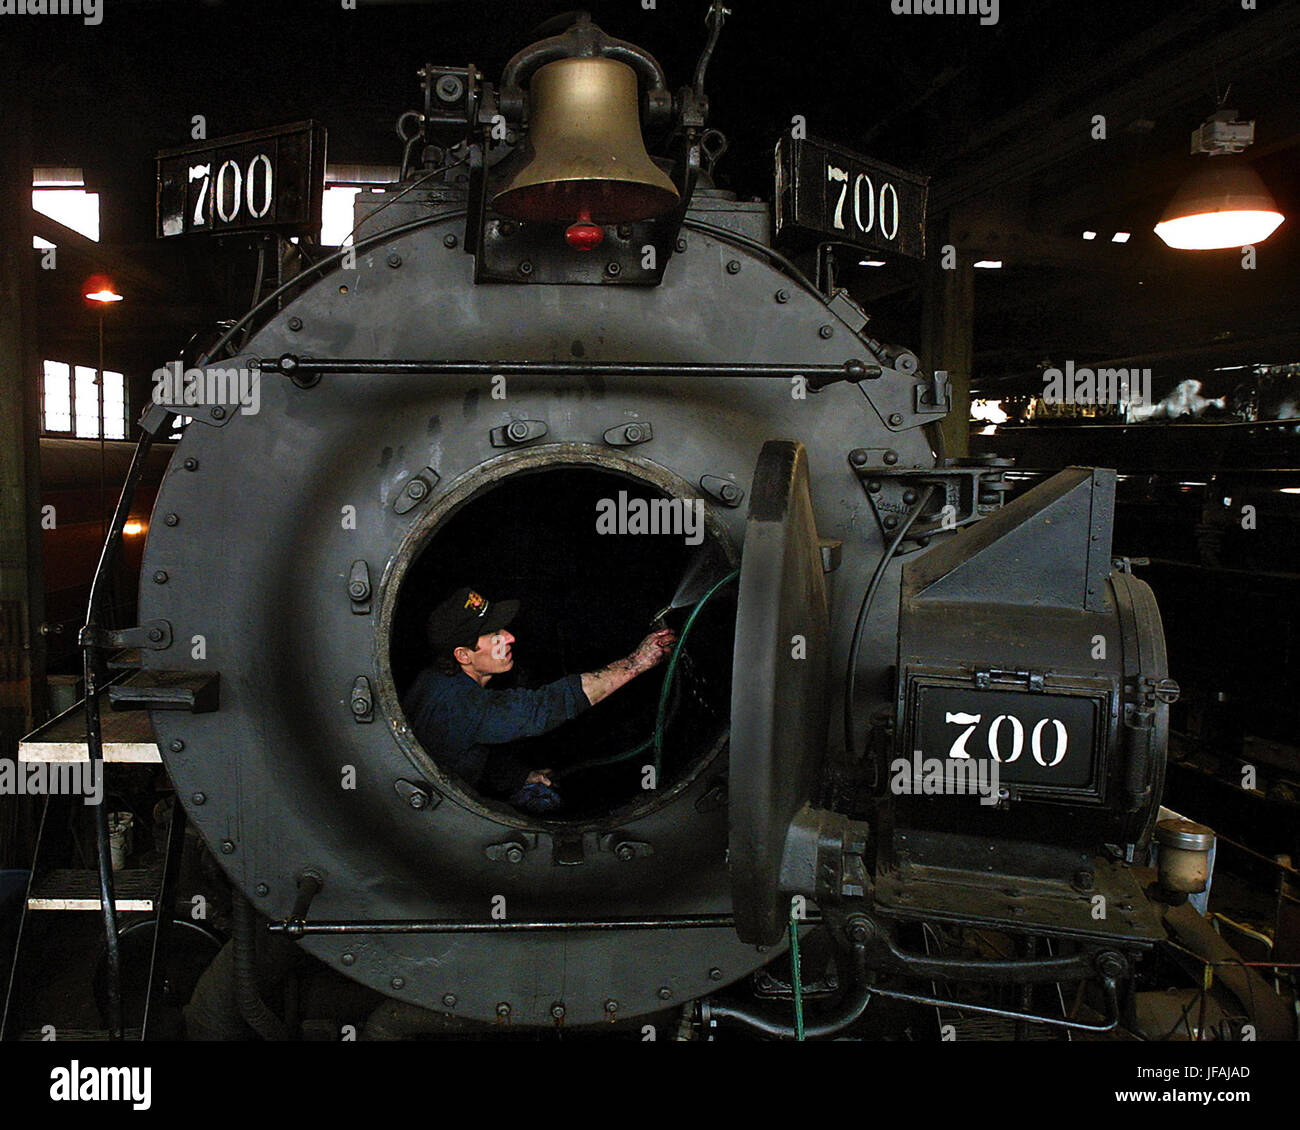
[
  {"left": 26, "top": 867, "right": 160, "bottom": 912},
  {"left": 19, "top": 694, "right": 161, "bottom": 764}
]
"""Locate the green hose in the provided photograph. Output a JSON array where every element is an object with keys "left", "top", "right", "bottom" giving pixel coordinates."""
[
  {"left": 561, "top": 568, "right": 739, "bottom": 777},
  {"left": 790, "top": 901, "right": 805, "bottom": 1041}
]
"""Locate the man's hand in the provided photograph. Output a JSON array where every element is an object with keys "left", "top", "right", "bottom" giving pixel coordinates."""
[
  {"left": 630, "top": 628, "right": 677, "bottom": 673},
  {"left": 525, "top": 769, "right": 553, "bottom": 787}
]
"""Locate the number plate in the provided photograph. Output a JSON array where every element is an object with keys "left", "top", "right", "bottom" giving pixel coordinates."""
[
  {"left": 156, "top": 121, "right": 326, "bottom": 238},
  {"left": 914, "top": 686, "right": 1099, "bottom": 789},
  {"left": 775, "top": 135, "right": 928, "bottom": 259}
]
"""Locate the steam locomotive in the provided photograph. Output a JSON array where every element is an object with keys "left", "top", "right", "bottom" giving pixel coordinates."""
[{"left": 88, "top": 9, "right": 1260, "bottom": 1038}]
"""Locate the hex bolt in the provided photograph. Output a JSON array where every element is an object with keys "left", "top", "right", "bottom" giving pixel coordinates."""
[
  {"left": 496, "top": 1002, "right": 511, "bottom": 1019},
  {"left": 287, "top": 316, "right": 303, "bottom": 331},
  {"left": 517, "top": 261, "right": 533, "bottom": 277},
  {"left": 849, "top": 449, "right": 868, "bottom": 467},
  {"left": 408, "top": 792, "right": 427, "bottom": 810},
  {"left": 818, "top": 324, "right": 834, "bottom": 339},
  {"left": 164, "top": 512, "right": 180, "bottom": 527},
  {"left": 506, "top": 421, "right": 530, "bottom": 442},
  {"left": 170, "top": 739, "right": 185, "bottom": 752},
  {"left": 605, "top": 261, "right": 621, "bottom": 277},
  {"left": 183, "top": 458, "right": 199, "bottom": 471},
  {"left": 255, "top": 883, "right": 269, "bottom": 896},
  {"left": 221, "top": 840, "right": 235, "bottom": 854},
  {"left": 153, "top": 570, "right": 168, "bottom": 584},
  {"left": 657, "top": 987, "right": 672, "bottom": 1000},
  {"left": 720, "top": 483, "right": 741, "bottom": 504},
  {"left": 726, "top": 259, "right": 741, "bottom": 275},
  {"left": 775, "top": 289, "right": 789, "bottom": 303},
  {"left": 847, "top": 919, "right": 872, "bottom": 943},
  {"left": 405, "top": 478, "right": 428, "bottom": 500},
  {"left": 883, "top": 450, "right": 899, "bottom": 465},
  {"left": 391, "top": 977, "right": 405, "bottom": 990},
  {"left": 888, "top": 413, "right": 904, "bottom": 426},
  {"left": 674, "top": 238, "right": 688, "bottom": 253},
  {"left": 443, "top": 234, "right": 458, "bottom": 248},
  {"left": 211, "top": 406, "right": 226, "bottom": 420},
  {"left": 442, "top": 993, "right": 458, "bottom": 1008},
  {"left": 349, "top": 581, "right": 368, "bottom": 599},
  {"left": 147, "top": 627, "right": 164, "bottom": 642},
  {"left": 615, "top": 843, "right": 635, "bottom": 861},
  {"left": 387, "top": 253, "right": 402, "bottom": 269},
  {"left": 435, "top": 74, "right": 463, "bottom": 102},
  {"left": 550, "top": 1003, "right": 566, "bottom": 1021},
  {"left": 708, "top": 968, "right": 723, "bottom": 981},
  {"left": 624, "top": 424, "right": 644, "bottom": 443},
  {"left": 505, "top": 845, "right": 524, "bottom": 864},
  {"left": 342, "top": 953, "right": 356, "bottom": 967},
  {"left": 604, "top": 999, "right": 619, "bottom": 1013},
  {"left": 351, "top": 697, "right": 371, "bottom": 717},
  {"left": 191, "top": 792, "right": 205, "bottom": 805}
]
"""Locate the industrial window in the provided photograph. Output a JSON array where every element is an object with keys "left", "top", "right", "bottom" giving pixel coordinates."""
[
  {"left": 41, "top": 360, "right": 127, "bottom": 439},
  {"left": 32, "top": 169, "right": 99, "bottom": 248}
]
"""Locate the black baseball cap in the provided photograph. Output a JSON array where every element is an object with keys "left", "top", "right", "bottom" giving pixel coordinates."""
[{"left": 427, "top": 586, "right": 521, "bottom": 654}]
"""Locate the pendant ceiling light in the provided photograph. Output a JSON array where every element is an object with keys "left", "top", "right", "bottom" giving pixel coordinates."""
[{"left": 1154, "top": 109, "right": 1285, "bottom": 251}]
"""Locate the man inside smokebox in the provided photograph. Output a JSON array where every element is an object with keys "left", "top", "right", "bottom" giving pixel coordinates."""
[{"left": 403, "top": 586, "right": 676, "bottom": 815}]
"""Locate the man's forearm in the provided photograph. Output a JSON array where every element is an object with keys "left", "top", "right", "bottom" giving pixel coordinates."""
[{"left": 580, "top": 655, "right": 645, "bottom": 706}]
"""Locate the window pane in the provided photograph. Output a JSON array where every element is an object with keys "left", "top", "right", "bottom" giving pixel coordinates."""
[
  {"left": 320, "top": 186, "right": 360, "bottom": 246},
  {"left": 32, "top": 189, "right": 100, "bottom": 242},
  {"left": 42, "top": 360, "right": 71, "bottom": 432},
  {"left": 74, "top": 365, "right": 100, "bottom": 438},
  {"left": 102, "top": 370, "right": 126, "bottom": 439}
]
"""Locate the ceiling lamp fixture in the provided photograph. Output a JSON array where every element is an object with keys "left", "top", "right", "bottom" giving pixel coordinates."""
[{"left": 1154, "top": 109, "right": 1285, "bottom": 250}]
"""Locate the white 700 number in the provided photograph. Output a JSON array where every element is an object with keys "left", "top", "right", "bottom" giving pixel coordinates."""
[
  {"left": 189, "top": 153, "right": 274, "bottom": 227},
  {"left": 944, "top": 711, "right": 1068, "bottom": 767},
  {"left": 827, "top": 164, "right": 899, "bottom": 241}
]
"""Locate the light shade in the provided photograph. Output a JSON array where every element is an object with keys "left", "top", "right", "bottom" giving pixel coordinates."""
[
  {"left": 83, "top": 274, "right": 123, "bottom": 303},
  {"left": 1154, "top": 158, "right": 1284, "bottom": 250}
]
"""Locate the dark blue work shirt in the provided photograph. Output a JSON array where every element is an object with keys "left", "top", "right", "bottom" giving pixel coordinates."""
[{"left": 401, "top": 668, "right": 590, "bottom": 795}]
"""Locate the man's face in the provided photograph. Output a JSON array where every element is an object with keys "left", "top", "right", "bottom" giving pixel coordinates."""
[{"left": 457, "top": 629, "right": 515, "bottom": 679}]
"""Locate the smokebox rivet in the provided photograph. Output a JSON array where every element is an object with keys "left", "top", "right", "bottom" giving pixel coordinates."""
[
  {"left": 191, "top": 792, "right": 205, "bottom": 805},
  {"left": 341, "top": 953, "right": 355, "bottom": 966},
  {"left": 818, "top": 324, "right": 833, "bottom": 339},
  {"left": 287, "top": 317, "right": 303, "bottom": 331},
  {"left": 255, "top": 883, "right": 268, "bottom": 896},
  {"left": 442, "top": 993, "right": 457, "bottom": 1008},
  {"left": 387, "top": 253, "right": 402, "bottom": 268},
  {"left": 726, "top": 260, "right": 741, "bottom": 274},
  {"left": 170, "top": 739, "right": 185, "bottom": 752},
  {"left": 708, "top": 967, "right": 723, "bottom": 981},
  {"left": 883, "top": 450, "right": 899, "bottom": 465},
  {"left": 551, "top": 1003, "right": 566, "bottom": 1020},
  {"left": 775, "top": 289, "right": 789, "bottom": 303},
  {"left": 211, "top": 406, "right": 226, "bottom": 420},
  {"left": 888, "top": 413, "right": 903, "bottom": 426},
  {"left": 220, "top": 840, "right": 235, "bottom": 854},
  {"left": 884, "top": 516, "right": 899, "bottom": 530},
  {"left": 867, "top": 480, "right": 881, "bottom": 493},
  {"left": 183, "top": 458, "right": 199, "bottom": 471},
  {"left": 443, "top": 234, "right": 458, "bottom": 248},
  {"left": 849, "top": 449, "right": 868, "bottom": 467},
  {"left": 675, "top": 238, "right": 688, "bottom": 253},
  {"left": 153, "top": 570, "right": 168, "bottom": 584},
  {"left": 518, "top": 261, "right": 533, "bottom": 276},
  {"left": 657, "top": 987, "right": 672, "bottom": 1000},
  {"left": 604, "top": 999, "right": 619, "bottom": 1013},
  {"left": 164, "top": 513, "right": 179, "bottom": 526},
  {"left": 391, "top": 977, "right": 405, "bottom": 990},
  {"left": 903, "top": 489, "right": 918, "bottom": 504}
]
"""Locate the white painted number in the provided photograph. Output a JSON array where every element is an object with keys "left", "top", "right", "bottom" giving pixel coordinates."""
[
  {"left": 247, "top": 153, "right": 274, "bottom": 219},
  {"left": 190, "top": 153, "right": 275, "bottom": 228},
  {"left": 215, "top": 159, "right": 242, "bottom": 223},
  {"left": 988, "top": 714, "right": 1024, "bottom": 764},
  {"left": 827, "top": 162, "right": 902, "bottom": 242},
  {"left": 189, "top": 163, "right": 211, "bottom": 226},
  {"left": 1031, "top": 717, "right": 1068, "bottom": 767},
  {"left": 944, "top": 712, "right": 981, "bottom": 759}
]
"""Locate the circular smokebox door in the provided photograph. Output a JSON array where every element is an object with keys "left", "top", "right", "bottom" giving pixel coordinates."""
[{"left": 729, "top": 440, "right": 831, "bottom": 945}]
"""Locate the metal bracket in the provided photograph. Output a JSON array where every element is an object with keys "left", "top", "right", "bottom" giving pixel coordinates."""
[
  {"left": 79, "top": 619, "right": 173, "bottom": 652},
  {"left": 603, "top": 421, "right": 653, "bottom": 447},
  {"left": 974, "top": 668, "right": 1046, "bottom": 693},
  {"left": 350, "top": 676, "right": 374, "bottom": 723},
  {"left": 348, "top": 561, "right": 372, "bottom": 614},
  {"left": 819, "top": 537, "right": 843, "bottom": 573},
  {"left": 108, "top": 671, "right": 220, "bottom": 713},
  {"left": 598, "top": 834, "right": 653, "bottom": 861},
  {"left": 393, "top": 778, "right": 441, "bottom": 811},
  {"left": 392, "top": 466, "right": 441, "bottom": 515},
  {"left": 485, "top": 834, "right": 539, "bottom": 863},
  {"left": 490, "top": 420, "right": 548, "bottom": 448},
  {"left": 700, "top": 475, "right": 744, "bottom": 507},
  {"left": 849, "top": 461, "right": 1013, "bottom": 543}
]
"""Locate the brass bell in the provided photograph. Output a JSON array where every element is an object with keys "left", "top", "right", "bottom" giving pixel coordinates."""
[{"left": 493, "top": 56, "right": 679, "bottom": 225}]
